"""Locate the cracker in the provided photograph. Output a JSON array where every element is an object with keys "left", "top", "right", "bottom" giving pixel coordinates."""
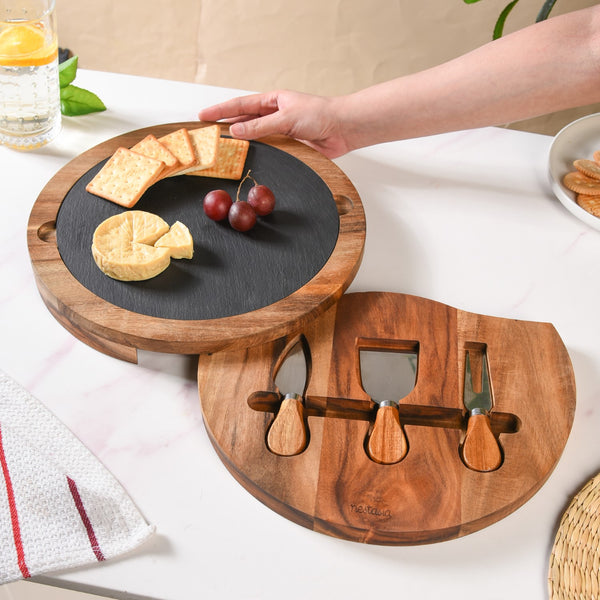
[
  {"left": 131, "top": 134, "right": 179, "bottom": 169},
  {"left": 85, "top": 147, "right": 165, "bottom": 208},
  {"left": 576, "top": 194, "right": 600, "bottom": 217},
  {"left": 157, "top": 128, "right": 197, "bottom": 177},
  {"left": 573, "top": 159, "right": 600, "bottom": 180},
  {"left": 593, "top": 150, "right": 600, "bottom": 165},
  {"left": 187, "top": 136, "right": 249, "bottom": 180},
  {"left": 168, "top": 125, "right": 220, "bottom": 176},
  {"left": 562, "top": 171, "right": 600, "bottom": 195}
]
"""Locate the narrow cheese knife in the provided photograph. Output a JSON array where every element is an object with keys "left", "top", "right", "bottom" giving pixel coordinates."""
[
  {"left": 462, "top": 350, "right": 503, "bottom": 472},
  {"left": 267, "top": 340, "right": 308, "bottom": 456},
  {"left": 360, "top": 349, "right": 416, "bottom": 465}
]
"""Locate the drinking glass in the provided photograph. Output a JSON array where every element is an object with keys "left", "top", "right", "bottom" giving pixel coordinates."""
[{"left": 0, "top": 0, "right": 61, "bottom": 150}]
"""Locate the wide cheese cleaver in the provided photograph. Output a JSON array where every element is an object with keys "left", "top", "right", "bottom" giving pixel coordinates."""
[
  {"left": 267, "top": 340, "right": 309, "bottom": 456},
  {"left": 359, "top": 349, "right": 417, "bottom": 464}
]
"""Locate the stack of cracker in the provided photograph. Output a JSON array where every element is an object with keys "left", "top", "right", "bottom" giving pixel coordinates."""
[
  {"left": 562, "top": 151, "right": 600, "bottom": 218},
  {"left": 86, "top": 125, "right": 250, "bottom": 208}
]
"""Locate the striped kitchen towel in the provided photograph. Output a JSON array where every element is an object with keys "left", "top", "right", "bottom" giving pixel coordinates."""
[{"left": 0, "top": 370, "right": 155, "bottom": 584}]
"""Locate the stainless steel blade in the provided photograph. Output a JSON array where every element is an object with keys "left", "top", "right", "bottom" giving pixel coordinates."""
[
  {"left": 359, "top": 350, "right": 417, "bottom": 405},
  {"left": 463, "top": 351, "right": 492, "bottom": 413},
  {"left": 275, "top": 341, "right": 307, "bottom": 398}
]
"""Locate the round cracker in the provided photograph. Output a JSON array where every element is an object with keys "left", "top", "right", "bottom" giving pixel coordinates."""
[
  {"left": 593, "top": 150, "right": 600, "bottom": 165},
  {"left": 573, "top": 159, "right": 600, "bottom": 180},
  {"left": 576, "top": 194, "right": 600, "bottom": 218},
  {"left": 562, "top": 171, "right": 600, "bottom": 195}
]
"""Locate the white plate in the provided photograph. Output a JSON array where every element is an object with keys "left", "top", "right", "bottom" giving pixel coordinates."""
[{"left": 548, "top": 112, "right": 600, "bottom": 231}]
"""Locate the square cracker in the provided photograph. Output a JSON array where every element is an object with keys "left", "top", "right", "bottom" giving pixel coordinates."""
[
  {"left": 131, "top": 134, "right": 179, "bottom": 169},
  {"left": 168, "top": 125, "right": 220, "bottom": 177},
  {"left": 157, "top": 128, "right": 197, "bottom": 177},
  {"left": 85, "top": 147, "right": 165, "bottom": 208},
  {"left": 187, "top": 137, "right": 249, "bottom": 180}
]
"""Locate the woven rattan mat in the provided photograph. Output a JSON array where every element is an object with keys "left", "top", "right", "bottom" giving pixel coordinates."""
[{"left": 548, "top": 472, "right": 600, "bottom": 599}]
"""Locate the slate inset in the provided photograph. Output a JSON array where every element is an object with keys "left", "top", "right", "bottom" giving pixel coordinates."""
[{"left": 56, "top": 141, "right": 340, "bottom": 321}]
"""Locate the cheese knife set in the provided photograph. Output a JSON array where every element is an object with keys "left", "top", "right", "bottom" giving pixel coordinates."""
[{"left": 28, "top": 123, "right": 576, "bottom": 545}]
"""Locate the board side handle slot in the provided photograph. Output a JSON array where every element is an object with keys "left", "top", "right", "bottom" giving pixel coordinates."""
[
  {"left": 37, "top": 221, "right": 56, "bottom": 243},
  {"left": 334, "top": 194, "right": 353, "bottom": 215}
]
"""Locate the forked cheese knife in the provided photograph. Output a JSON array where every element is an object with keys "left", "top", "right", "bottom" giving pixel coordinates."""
[
  {"left": 462, "top": 350, "right": 503, "bottom": 472},
  {"left": 267, "top": 341, "right": 308, "bottom": 456}
]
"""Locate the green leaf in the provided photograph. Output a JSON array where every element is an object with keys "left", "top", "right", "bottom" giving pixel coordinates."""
[
  {"left": 60, "top": 84, "right": 106, "bottom": 116},
  {"left": 536, "top": 0, "right": 558, "bottom": 22},
  {"left": 463, "top": 0, "right": 482, "bottom": 3},
  {"left": 493, "top": 0, "right": 520, "bottom": 39},
  {"left": 58, "top": 55, "right": 78, "bottom": 88}
]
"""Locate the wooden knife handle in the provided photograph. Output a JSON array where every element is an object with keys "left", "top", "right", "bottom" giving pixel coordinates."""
[
  {"left": 367, "top": 404, "right": 408, "bottom": 465},
  {"left": 267, "top": 394, "right": 308, "bottom": 456},
  {"left": 462, "top": 412, "right": 503, "bottom": 472}
]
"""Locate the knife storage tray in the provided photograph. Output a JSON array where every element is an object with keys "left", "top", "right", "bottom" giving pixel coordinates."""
[{"left": 198, "top": 292, "right": 576, "bottom": 545}]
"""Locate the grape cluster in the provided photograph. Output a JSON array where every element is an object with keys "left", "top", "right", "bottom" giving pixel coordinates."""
[{"left": 202, "top": 170, "right": 276, "bottom": 232}]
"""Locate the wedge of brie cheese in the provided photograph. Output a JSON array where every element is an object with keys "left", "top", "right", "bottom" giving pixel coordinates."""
[
  {"left": 154, "top": 221, "right": 194, "bottom": 259},
  {"left": 92, "top": 211, "right": 172, "bottom": 281}
]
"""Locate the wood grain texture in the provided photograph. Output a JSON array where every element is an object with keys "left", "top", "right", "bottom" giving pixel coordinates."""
[
  {"left": 462, "top": 413, "right": 503, "bottom": 472},
  {"left": 266, "top": 395, "right": 308, "bottom": 456},
  {"left": 366, "top": 404, "right": 408, "bottom": 465},
  {"left": 27, "top": 122, "right": 365, "bottom": 361},
  {"left": 198, "top": 292, "right": 576, "bottom": 545}
]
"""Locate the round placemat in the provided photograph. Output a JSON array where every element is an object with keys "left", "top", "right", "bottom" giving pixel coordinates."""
[{"left": 548, "top": 471, "right": 600, "bottom": 599}]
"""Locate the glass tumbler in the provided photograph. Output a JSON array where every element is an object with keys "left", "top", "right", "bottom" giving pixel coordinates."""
[{"left": 0, "top": 0, "right": 61, "bottom": 150}]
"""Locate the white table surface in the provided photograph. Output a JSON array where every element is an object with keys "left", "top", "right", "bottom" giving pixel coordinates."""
[{"left": 1, "top": 70, "right": 599, "bottom": 600}]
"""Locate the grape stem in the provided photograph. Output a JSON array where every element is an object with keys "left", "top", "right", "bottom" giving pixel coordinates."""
[{"left": 236, "top": 169, "right": 257, "bottom": 202}]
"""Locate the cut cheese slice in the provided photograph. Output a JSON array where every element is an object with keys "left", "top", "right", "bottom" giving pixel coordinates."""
[
  {"left": 92, "top": 211, "right": 172, "bottom": 281},
  {"left": 154, "top": 221, "right": 194, "bottom": 259}
]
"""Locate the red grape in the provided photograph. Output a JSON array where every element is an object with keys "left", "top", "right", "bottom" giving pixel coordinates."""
[
  {"left": 247, "top": 184, "right": 276, "bottom": 216},
  {"left": 228, "top": 202, "right": 257, "bottom": 232},
  {"left": 203, "top": 189, "right": 232, "bottom": 221}
]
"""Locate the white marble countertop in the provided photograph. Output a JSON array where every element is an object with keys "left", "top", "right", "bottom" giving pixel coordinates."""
[{"left": 1, "top": 70, "right": 599, "bottom": 599}]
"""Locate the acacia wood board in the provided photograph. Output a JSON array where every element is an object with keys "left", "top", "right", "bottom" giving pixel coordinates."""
[
  {"left": 27, "top": 122, "right": 365, "bottom": 362},
  {"left": 197, "top": 292, "right": 576, "bottom": 545}
]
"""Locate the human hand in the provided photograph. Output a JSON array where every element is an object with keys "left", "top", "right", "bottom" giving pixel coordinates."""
[{"left": 198, "top": 90, "right": 351, "bottom": 159}]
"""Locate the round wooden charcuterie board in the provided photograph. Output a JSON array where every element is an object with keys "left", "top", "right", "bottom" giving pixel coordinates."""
[{"left": 27, "top": 122, "right": 365, "bottom": 362}]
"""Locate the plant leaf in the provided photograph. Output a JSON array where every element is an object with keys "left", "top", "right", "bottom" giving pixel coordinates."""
[
  {"left": 58, "top": 55, "right": 78, "bottom": 88},
  {"left": 493, "top": 0, "right": 520, "bottom": 39},
  {"left": 60, "top": 84, "right": 106, "bottom": 116},
  {"left": 536, "top": 0, "right": 558, "bottom": 22},
  {"left": 463, "top": 0, "right": 483, "bottom": 3}
]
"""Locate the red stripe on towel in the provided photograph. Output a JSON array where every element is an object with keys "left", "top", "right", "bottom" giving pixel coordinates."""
[
  {"left": 67, "top": 476, "right": 105, "bottom": 561},
  {"left": 0, "top": 424, "right": 30, "bottom": 578}
]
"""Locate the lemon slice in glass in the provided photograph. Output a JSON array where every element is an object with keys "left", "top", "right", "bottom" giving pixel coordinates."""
[{"left": 0, "top": 23, "right": 57, "bottom": 66}]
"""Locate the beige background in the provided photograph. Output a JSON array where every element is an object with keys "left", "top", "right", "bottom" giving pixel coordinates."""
[{"left": 54, "top": 0, "right": 600, "bottom": 134}]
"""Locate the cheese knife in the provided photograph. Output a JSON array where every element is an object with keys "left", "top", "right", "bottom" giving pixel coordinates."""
[
  {"left": 462, "top": 350, "right": 503, "bottom": 472},
  {"left": 267, "top": 340, "right": 308, "bottom": 456},
  {"left": 360, "top": 349, "right": 415, "bottom": 465}
]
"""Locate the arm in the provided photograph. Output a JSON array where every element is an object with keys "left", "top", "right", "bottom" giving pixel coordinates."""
[{"left": 199, "top": 5, "right": 600, "bottom": 158}]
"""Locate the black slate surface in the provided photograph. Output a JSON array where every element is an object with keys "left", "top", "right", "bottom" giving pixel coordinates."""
[{"left": 56, "top": 141, "right": 340, "bottom": 321}]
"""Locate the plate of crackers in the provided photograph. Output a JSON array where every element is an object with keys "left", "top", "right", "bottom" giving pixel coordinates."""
[{"left": 549, "top": 112, "right": 600, "bottom": 231}]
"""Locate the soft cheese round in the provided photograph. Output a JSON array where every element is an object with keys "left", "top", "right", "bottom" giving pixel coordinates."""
[{"left": 92, "top": 211, "right": 172, "bottom": 281}]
